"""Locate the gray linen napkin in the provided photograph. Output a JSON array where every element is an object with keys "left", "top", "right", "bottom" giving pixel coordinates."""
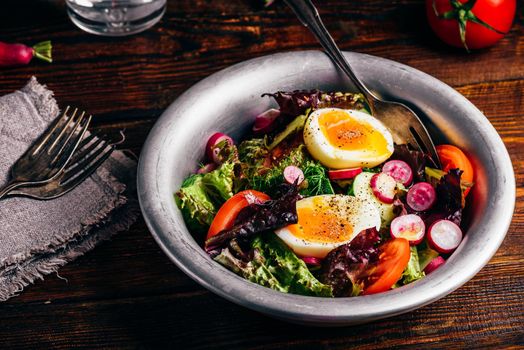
[{"left": 0, "top": 77, "right": 139, "bottom": 301}]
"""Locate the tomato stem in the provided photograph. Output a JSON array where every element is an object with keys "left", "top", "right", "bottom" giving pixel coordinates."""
[{"left": 432, "top": 0, "right": 508, "bottom": 51}]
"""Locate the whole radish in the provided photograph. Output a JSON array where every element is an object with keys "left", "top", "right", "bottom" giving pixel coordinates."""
[{"left": 0, "top": 41, "right": 52, "bottom": 67}]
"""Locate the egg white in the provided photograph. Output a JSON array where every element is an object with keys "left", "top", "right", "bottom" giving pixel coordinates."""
[
  {"left": 275, "top": 195, "right": 381, "bottom": 259},
  {"left": 303, "top": 108, "right": 394, "bottom": 169}
]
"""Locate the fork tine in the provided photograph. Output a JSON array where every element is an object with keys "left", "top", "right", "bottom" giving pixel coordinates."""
[
  {"left": 51, "top": 115, "right": 92, "bottom": 169},
  {"left": 61, "top": 144, "right": 114, "bottom": 187},
  {"left": 43, "top": 107, "right": 77, "bottom": 154},
  {"left": 30, "top": 106, "right": 72, "bottom": 156},
  {"left": 76, "top": 133, "right": 97, "bottom": 150},
  {"left": 61, "top": 135, "right": 105, "bottom": 167},
  {"left": 63, "top": 140, "right": 110, "bottom": 176},
  {"left": 48, "top": 109, "right": 83, "bottom": 155},
  {"left": 52, "top": 116, "right": 92, "bottom": 169}
]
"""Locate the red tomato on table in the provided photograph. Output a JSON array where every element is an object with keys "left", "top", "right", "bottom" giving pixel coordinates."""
[{"left": 426, "top": 0, "right": 516, "bottom": 50}]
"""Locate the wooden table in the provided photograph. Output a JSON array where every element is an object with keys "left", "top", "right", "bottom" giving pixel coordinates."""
[{"left": 1, "top": 0, "right": 522, "bottom": 348}]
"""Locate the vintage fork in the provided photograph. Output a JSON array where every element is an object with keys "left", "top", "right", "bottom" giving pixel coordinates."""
[
  {"left": 7, "top": 134, "right": 114, "bottom": 200},
  {"left": 284, "top": 0, "right": 440, "bottom": 166},
  {"left": 0, "top": 106, "right": 91, "bottom": 199}
]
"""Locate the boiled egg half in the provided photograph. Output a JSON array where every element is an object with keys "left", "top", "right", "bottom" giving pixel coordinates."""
[
  {"left": 275, "top": 195, "right": 381, "bottom": 259},
  {"left": 303, "top": 108, "right": 394, "bottom": 169}
]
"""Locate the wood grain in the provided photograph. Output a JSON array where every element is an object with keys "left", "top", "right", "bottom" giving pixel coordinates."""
[{"left": 0, "top": 0, "right": 522, "bottom": 348}]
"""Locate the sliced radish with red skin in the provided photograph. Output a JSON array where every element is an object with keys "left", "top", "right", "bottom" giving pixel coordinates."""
[
  {"left": 370, "top": 172, "right": 397, "bottom": 204},
  {"left": 206, "top": 132, "right": 233, "bottom": 163},
  {"left": 406, "top": 182, "right": 436, "bottom": 211},
  {"left": 390, "top": 214, "right": 425, "bottom": 245},
  {"left": 253, "top": 108, "right": 280, "bottom": 133},
  {"left": 424, "top": 256, "right": 445, "bottom": 274},
  {"left": 328, "top": 167, "right": 362, "bottom": 180},
  {"left": 382, "top": 160, "right": 413, "bottom": 186},
  {"left": 197, "top": 163, "right": 217, "bottom": 174},
  {"left": 301, "top": 256, "right": 322, "bottom": 266},
  {"left": 427, "top": 219, "right": 463, "bottom": 254},
  {"left": 283, "top": 165, "right": 304, "bottom": 185}
]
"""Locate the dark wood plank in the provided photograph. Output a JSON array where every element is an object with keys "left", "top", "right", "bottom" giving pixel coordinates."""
[{"left": 0, "top": 0, "right": 522, "bottom": 348}]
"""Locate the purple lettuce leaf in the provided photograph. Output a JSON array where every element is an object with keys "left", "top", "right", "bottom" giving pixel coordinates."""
[
  {"left": 435, "top": 168, "right": 463, "bottom": 226},
  {"left": 262, "top": 90, "right": 321, "bottom": 119},
  {"left": 320, "top": 228, "right": 381, "bottom": 297}
]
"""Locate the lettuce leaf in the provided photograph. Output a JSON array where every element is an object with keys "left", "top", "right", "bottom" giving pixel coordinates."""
[
  {"left": 261, "top": 90, "right": 367, "bottom": 135},
  {"left": 436, "top": 168, "right": 464, "bottom": 224},
  {"left": 252, "top": 234, "right": 333, "bottom": 296},
  {"left": 264, "top": 90, "right": 367, "bottom": 120},
  {"left": 214, "top": 245, "right": 287, "bottom": 292},
  {"left": 175, "top": 174, "right": 217, "bottom": 234},
  {"left": 247, "top": 144, "right": 308, "bottom": 194},
  {"left": 215, "top": 234, "right": 333, "bottom": 297},
  {"left": 175, "top": 141, "right": 239, "bottom": 233},
  {"left": 320, "top": 228, "right": 381, "bottom": 297},
  {"left": 400, "top": 246, "right": 425, "bottom": 285},
  {"left": 417, "top": 241, "right": 440, "bottom": 271},
  {"left": 202, "top": 161, "right": 235, "bottom": 203},
  {"left": 205, "top": 183, "right": 301, "bottom": 251}
]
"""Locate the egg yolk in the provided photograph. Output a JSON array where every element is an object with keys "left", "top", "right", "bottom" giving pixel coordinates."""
[
  {"left": 288, "top": 198, "right": 353, "bottom": 243},
  {"left": 318, "top": 110, "right": 389, "bottom": 156}
]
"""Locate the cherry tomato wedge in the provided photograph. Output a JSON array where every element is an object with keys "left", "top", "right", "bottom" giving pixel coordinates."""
[
  {"left": 207, "top": 190, "right": 270, "bottom": 240},
  {"left": 436, "top": 144, "right": 474, "bottom": 196},
  {"left": 362, "top": 238, "right": 411, "bottom": 295},
  {"left": 436, "top": 145, "right": 474, "bottom": 182}
]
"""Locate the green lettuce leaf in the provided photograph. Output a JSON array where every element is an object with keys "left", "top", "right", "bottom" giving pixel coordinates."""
[
  {"left": 247, "top": 144, "right": 308, "bottom": 193},
  {"left": 238, "top": 138, "right": 268, "bottom": 164},
  {"left": 215, "top": 234, "right": 333, "bottom": 297},
  {"left": 202, "top": 161, "right": 235, "bottom": 203},
  {"left": 417, "top": 241, "right": 440, "bottom": 271},
  {"left": 252, "top": 234, "right": 333, "bottom": 297},
  {"left": 175, "top": 140, "right": 238, "bottom": 233},
  {"left": 174, "top": 174, "right": 217, "bottom": 234},
  {"left": 214, "top": 246, "right": 287, "bottom": 292},
  {"left": 400, "top": 246, "right": 425, "bottom": 285}
]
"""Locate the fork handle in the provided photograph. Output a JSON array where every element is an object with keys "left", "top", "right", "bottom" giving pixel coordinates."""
[
  {"left": 284, "top": 0, "right": 378, "bottom": 108},
  {"left": 0, "top": 181, "right": 23, "bottom": 199}
]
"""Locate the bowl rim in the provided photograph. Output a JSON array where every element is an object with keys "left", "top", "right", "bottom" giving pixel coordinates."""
[{"left": 137, "top": 50, "right": 515, "bottom": 325}]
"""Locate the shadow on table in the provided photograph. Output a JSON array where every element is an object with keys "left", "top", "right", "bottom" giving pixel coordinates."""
[{"left": 111, "top": 291, "right": 431, "bottom": 349}]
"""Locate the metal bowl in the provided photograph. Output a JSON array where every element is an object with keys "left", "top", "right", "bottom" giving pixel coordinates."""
[{"left": 137, "top": 51, "right": 515, "bottom": 326}]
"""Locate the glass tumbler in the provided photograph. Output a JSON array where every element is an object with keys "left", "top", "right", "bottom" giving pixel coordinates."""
[{"left": 66, "top": 0, "right": 166, "bottom": 36}]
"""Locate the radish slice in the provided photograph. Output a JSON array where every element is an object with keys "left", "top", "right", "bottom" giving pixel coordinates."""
[
  {"left": 427, "top": 219, "right": 463, "bottom": 253},
  {"left": 253, "top": 108, "right": 280, "bottom": 133},
  {"left": 382, "top": 160, "right": 413, "bottom": 186},
  {"left": 390, "top": 214, "right": 425, "bottom": 245},
  {"left": 406, "top": 182, "right": 436, "bottom": 211},
  {"left": 424, "top": 256, "right": 445, "bottom": 274},
  {"left": 370, "top": 172, "right": 397, "bottom": 204},
  {"left": 283, "top": 165, "right": 304, "bottom": 185},
  {"left": 197, "top": 163, "right": 217, "bottom": 174},
  {"left": 328, "top": 167, "right": 362, "bottom": 180},
  {"left": 301, "top": 256, "right": 322, "bottom": 266},
  {"left": 206, "top": 132, "right": 233, "bottom": 163}
]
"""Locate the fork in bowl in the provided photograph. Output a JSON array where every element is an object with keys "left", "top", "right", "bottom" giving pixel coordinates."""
[
  {"left": 284, "top": 0, "right": 440, "bottom": 166},
  {"left": 7, "top": 133, "right": 114, "bottom": 200},
  {"left": 0, "top": 106, "right": 91, "bottom": 199}
]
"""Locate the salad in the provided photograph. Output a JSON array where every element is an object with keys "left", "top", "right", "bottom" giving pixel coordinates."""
[{"left": 175, "top": 90, "right": 474, "bottom": 297}]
